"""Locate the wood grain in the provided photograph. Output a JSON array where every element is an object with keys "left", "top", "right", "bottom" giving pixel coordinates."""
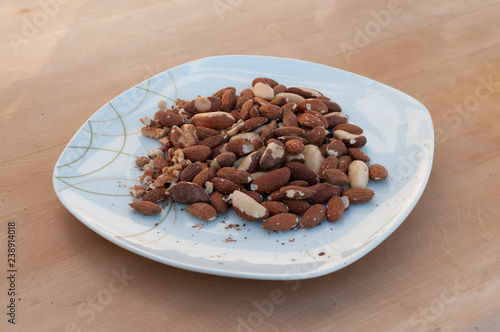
[{"left": 1, "top": 0, "right": 500, "bottom": 331}]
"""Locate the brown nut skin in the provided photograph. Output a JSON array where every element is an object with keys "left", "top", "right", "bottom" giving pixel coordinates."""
[
  {"left": 250, "top": 167, "right": 291, "bottom": 194},
  {"left": 186, "top": 203, "right": 217, "bottom": 221},
  {"left": 165, "top": 182, "right": 210, "bottom": 204},
  {"left": 300, "top": 204, "right": 326, "bottom": 228},
  {"left": 326, "top": 195, "right": 344, "bottom": 222},
  {"left": 285, "top": 162, "right": 318, "bottom": 185},
  {"left": 262, "top": 213, "right": 298, "bottom": 231},
  {"left": 129, "top": 201, "right": 162, "bottom": 215},
  {"left": 343, "top": 188, "right": 375, "bottom": 204},
  {"left": 261, "top": 201, "right": 289, "bottom": 215},
  {"left": 181, "top": 145, "right": 212, "bottom": 162},
  {"left": 307, "top": 183, "right": 343, "bottom": 204},
  {"left": 279, "top": 186, "right": 316, "bottom": 200},
  {"left": 369, "top": 164, "right": 388, "bottom": 181},
  {"left": 283, "top": 199, "right": 311, "bottom": 215},
  {"left": 259, "top": 140, "right": 286, "bottom": 171},
  {"left": 210, "top": 192, "right": 229, "bottom": 214},
  {"left": 184, "top": 96, "right": 222, "bottom": 114}
]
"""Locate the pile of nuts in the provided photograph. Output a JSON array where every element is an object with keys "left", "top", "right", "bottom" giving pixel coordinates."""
[{"left": 129, "top": 77, "right": 388, "bottom": 231}]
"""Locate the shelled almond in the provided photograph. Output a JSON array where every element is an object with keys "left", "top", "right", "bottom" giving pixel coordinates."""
[{"left": 129, "top": 77, "right": 389, "bottom": 232}]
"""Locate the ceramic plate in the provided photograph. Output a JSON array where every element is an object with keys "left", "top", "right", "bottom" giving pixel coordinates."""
[{"left": 53, "top": 55, "right": 434, "bottom": 280}]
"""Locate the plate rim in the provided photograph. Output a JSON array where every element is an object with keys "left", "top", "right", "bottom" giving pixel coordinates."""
[{"left": 53, "top": 55, "right": 434, "bottom": 280}]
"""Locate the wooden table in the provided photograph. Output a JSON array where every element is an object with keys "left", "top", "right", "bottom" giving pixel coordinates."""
[{"left": 2, "top": 0, "right": 499, "bottom": 331}]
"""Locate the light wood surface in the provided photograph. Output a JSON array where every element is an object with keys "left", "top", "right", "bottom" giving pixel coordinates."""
[{"left": 1, "top": 0, "right": 500, "bottom": 331}]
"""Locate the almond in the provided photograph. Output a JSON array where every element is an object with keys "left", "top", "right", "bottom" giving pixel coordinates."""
[
  {"left": 270, "top": 96, "right": 289, "bottom": 106},
  {"left": 261, "top": 213, "right": 298, "bottom": 231},
  {"left": 232, "top": 190, "right": 269, "bottom": 221},
  {"left": 343, "top": 188, "right": 375, "bottom": 203},
  {"left": 272, "top": 126, "right": 305, "bottom": 137},
  {"left": 347, "top": 148, "right": 371, "bottom": 162},
  {"left": 191, "top": 112, "right": 236, "bottom": 130},
  {"left": 326, "top": 139, "right": 347, "bottom": 157},
  {"left": 185, "top": 96, "right": 222, "bottom": 114},
  {"left": 212, "top": 177, "right": 239, "bottom": 194},
  {"left": 195, "top": 127, "right": 219, "bottom": 141},
  {"left": 300, "top": 204, "right": 326, "bottom": 228},
  {"left": 155, "top": 110, "right": 183, "bottom": 128},
  {"left": 277, "top": 135, "right": 308, "bottom": 145},
  {"left": 259, "top": 104, "right": 282, "bottom": 120},
  {"left": 323, "top": 169, "right": 350, "bottom": 186},
  {"left": 297, "top": 113, "right": 325, "bottom": 128},
  {"left": 260, "top": 121, "right": 278, "bottom": 142},
  {"left": 142, "top": 188, "right": 169, "bottom": 203},
  {"left": 181, "top": 145, "right": 211, "bottom": 162},
  {"left": 199, "top": 134, "right": 229, "bottom": 149},
  {"left": 279, "top": 186, "right": 316, "bottom": 200},
  {"left": 261, "top": 201, "right": 289, "bottom": 215},
  {"left": 235, "top": 95, "right": 251, "bottom": 110},
  {"left": 369, "top": 164, "right": 388, "bottom": 181},
  {"left": 283, "top": 199, "right": 311, "bottom": 215},
  {"left": 180, "top": 162, "right": 205, "bottom": 181},
  {"left": 334, "top": 123, "right": 363, "bottom": 135},
  {"left": 285, "top": 161, "right": 318, "bottom": 185},
  {"left": 129, "top": 201, "right": 162, "bottom": 215},
  {"left": 337, "top": 155, "right": 352, "bottom": 173},
  {"left": 210, "top": 192, "right": 229, "bottom": 214},
  {"left": 282, "top": 109, "right": 298, "bottom": 126},
  {"left": 250, "top": 167, "right": 291, "bottom": 194},
  {"left": 186, "top": 203, "right": 217, "bottom": 221},
  {"left": 243, "top": 190, "right": 263, "bottom": 203},
  {"left": 318, "top": 155, "right": 338, "bottom": 179},
  {"left": 308, "top": 126, "right": 326, "bottom": 146},
  {"left": 217, "top": 167, "right": 252, "bottom": 184},
  {"left": 322, "top": 100, "right": 342, "bottom": 113},
  {"left": 326, "top": 195, "right": 343, "bottom": 222},
  {"left": 240, "top": 88, "right": 254, "bottom": 99},
  {"left": 285, "top": 140, "right": 305, "bottom": 155},
  {"left": 221, "top": 89, "right": 236, "bottom": 112},
  {"left": 304, "top": 110, "right": 329, "bottom": 128},
  {"left": 268, "top": 190, "right": 285, "bottom": 201},
  {"left": 273, "top": 84, "right": 287, "bottom": 95},
  {"left": 192, "top": 167, "right": 217, "bottom": 187},
  {"left": 239, "top": 99, "right": 254, "bottom": 120},
  {"left": 165, "top": 181, "right": 209, "bottom": 204},
  {"left": 243, "top": 116, "right": 268, "bottom": 131},
  {"left": 348, "top": 160, "right": 369, "bottom": 188},
  {"left": 307, "top": 183, "right": 343, "bottom": 204},
  {"left": 287, "top": 180, "right": 310, "bottom": 187}
]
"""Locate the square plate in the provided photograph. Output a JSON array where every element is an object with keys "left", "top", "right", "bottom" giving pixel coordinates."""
[{"left": 53, "top": 55, "right": 434, "bottom": 280}]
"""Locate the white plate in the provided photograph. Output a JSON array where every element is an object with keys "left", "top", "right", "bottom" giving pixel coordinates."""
[{"left": 53, "top": 55, "right": 434, "bottom": 280}]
